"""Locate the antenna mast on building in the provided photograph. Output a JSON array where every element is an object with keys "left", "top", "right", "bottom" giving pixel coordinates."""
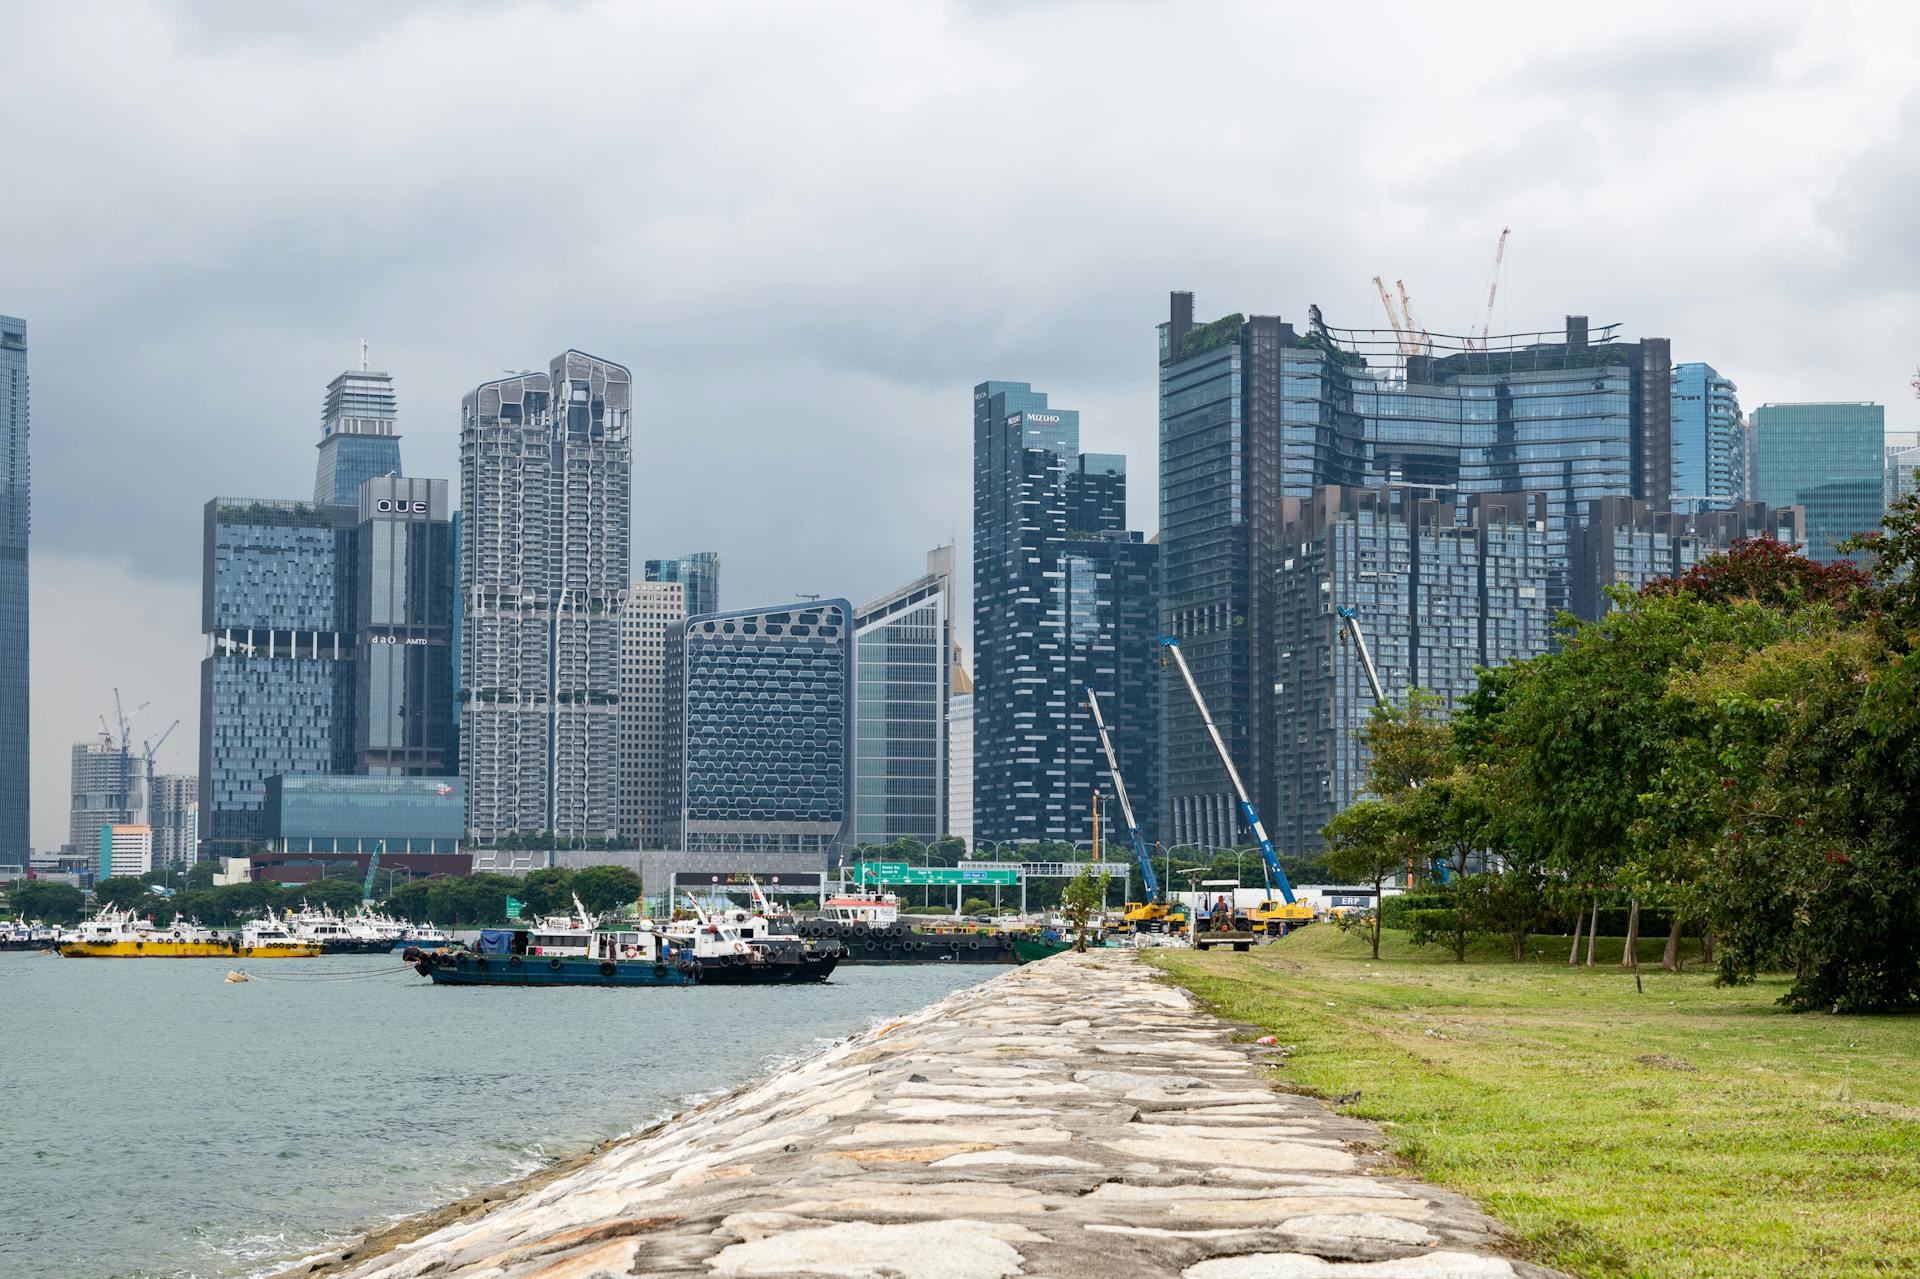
[{"left": 361, "top": 337, "right": 369, "bottom": 371}]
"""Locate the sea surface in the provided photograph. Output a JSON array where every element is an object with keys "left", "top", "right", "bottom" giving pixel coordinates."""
[{"left": 0, "top": 952, "right": 993, "bottom": 1279}]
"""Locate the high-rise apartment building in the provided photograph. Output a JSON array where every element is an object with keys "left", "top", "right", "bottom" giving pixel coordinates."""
[
  {"left": 850, "top": 548, "right": 953, "bottom": 848},
  {"left": 460, "top": 353, "right": 631, "bottom": 843},
  {"left": 1671, "top": 363, "right": 1745, "bottom": 511},
  {"left": 1159, "top": 295, "right": 1670, "bottom": 848},
  {"left": 973, "top": 382, "right": 1159, "bottom": 848},
  {"left": 1569, "top": 498, "right": 1806, "bottom": 622},
  {"left": 948, "top": 643, "right": 973, "bottom": 849},
  {"left": 0, "top": 315, "right": 27, "bottom": 866},
  {"left": 149, "top": 774, "right": 199, "bottom": 866},
  {"left": 200, "top": 497, "right": 360, "bottom": 855},
  {"left": 618, "top": 579, "right": 685, "bottom": 846},
  {"left": 645, "top": 552, "right": 719, "bottom": 618},
  {"left": 68, "top": 739, "right": 146, "bottom": 856},
  {"left": 315, "top": 365, "right": 402, "bottom": 506},
  {"left": 1889, "top": 445, "right": 1920, "bottom": 510},
  {"left": 1752, "top": 402, "right": 1885, "bottom": 564},
  {"left": 1271, "top": 487, "right": 1552, "bottom": 854},
  {"left": 667, "top": 599, "right": 852, "bottom": 858}
]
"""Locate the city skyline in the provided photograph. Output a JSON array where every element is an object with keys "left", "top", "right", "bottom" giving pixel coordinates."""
[{"left": 7, "top": 3, "right": 1920, "bottom": 851}]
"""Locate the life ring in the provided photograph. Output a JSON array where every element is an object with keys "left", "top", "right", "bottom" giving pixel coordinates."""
[
  {"left": 548, "top": 957, "right": 564, "bottom": 972},
  {"left": 733, "top": 941, "right": 748, "bottom": 955},
  {"left": 599, "top": 960, "right": 617, "bottom": 977},
  {"left": 622, "top": 945, "right": 639, "bottom": 959}
]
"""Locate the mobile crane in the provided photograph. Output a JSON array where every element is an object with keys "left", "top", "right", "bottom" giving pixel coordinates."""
[
  {"left": 1338, "top": 604, "right": 1447, "bottom": 885},
  {"left": 1159, "top": 636, "right": 1313, "bottom": 934},
  {"left": 1085, "top": 687, "right": 1184, "bottom": 934}
]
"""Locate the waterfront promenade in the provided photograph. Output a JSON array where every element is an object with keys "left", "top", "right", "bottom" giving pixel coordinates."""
[{"left": 281, "top": 952, "right": 1566, "bottom": 1278}]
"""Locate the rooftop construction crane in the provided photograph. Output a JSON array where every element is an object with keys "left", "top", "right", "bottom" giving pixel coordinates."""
[
  {"left": 1084, "top": 686, "right": 1180, "bottom": 932},
  {"left": 1471, "top": 227, "right": 1511, "bottom": 350},
  {"left": 1372, "top": 276, "right": 1420, "bottom": 357},
  {"left": 1158, "top": 636, "right": 1296, "bottom": 907}
]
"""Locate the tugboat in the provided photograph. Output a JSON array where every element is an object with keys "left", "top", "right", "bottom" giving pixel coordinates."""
[
  {"left": 409, "top": 911, "right": 698, "bottom": 987},
  {"left": 663, "top": 888, "right": 844, "bottom": 985}
]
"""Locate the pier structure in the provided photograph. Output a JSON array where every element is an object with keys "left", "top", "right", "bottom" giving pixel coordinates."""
[{"left": 282, "top": 952, "right": 1566, "bottom": 1278}]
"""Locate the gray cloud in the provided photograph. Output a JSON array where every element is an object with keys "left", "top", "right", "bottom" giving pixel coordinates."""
[{"left": 5, "top": 0, "right": 1919, "bottom": 850}]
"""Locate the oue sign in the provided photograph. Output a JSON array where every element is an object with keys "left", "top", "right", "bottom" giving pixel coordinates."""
[{"left": 375, "top": 499, "right": 431, "bottom": 515}]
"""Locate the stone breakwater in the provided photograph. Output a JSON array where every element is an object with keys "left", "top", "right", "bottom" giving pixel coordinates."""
[{"left": 280, "top": 951, "right": 1566, "bottom": 1279}]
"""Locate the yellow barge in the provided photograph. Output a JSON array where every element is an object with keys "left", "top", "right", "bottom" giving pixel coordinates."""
[{"left": 56, "top": 909, "right": 320, "bottom": 958}]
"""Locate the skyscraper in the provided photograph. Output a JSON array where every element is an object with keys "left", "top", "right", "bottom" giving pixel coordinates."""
[
  {"left": 315, "top": 364, "right": 402, "bottom": 506},
  {"left": 668, "top": 599, "right": 852, "bottom": 858},
  {"left": 1670, "top": 362, "right": 1745, "bottom": 511},
  {"left": 1569, "top": 497, "right": 1805, "bottom": 622},
  {"left": 645, "top": 552, "right": 719, "bottom": 618},
  {"left": 1752, "top": 402, "right": 1885, "bottom": 564},
  {"left": 354, "top": 477, "right": 456, "bottom": 775},
  {"left": 619, "top": 578, "right": 685, "bottom": 846},
  {"left": 460, "top": 352, "right": 631, "bottom": 844},
  {"left": 973, "top": 382, "right": 1159, "bottom": 847},
  {"left": 200, "top": 497, "right": 360, "bottom": 855},
  {"left": 1158, "top": 295, "right": 1670, "bottom": 848},
  {"left": 0, "top": 315, "right": 26, "bottom": 866},
  {"left": 850, "top": 547, "right": 953, "bottom": 848},
  {"left": 69, "top": 738, "right": 144, "bottom": 856},
  {"left": 1272, "top": 487, "right": 1552, "bottom": 853},
  {"left": 149, "top": 774, "right": 199, "bottom": 866}
]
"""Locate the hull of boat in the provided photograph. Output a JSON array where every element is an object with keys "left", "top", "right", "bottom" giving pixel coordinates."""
[
  {"left": 1011, "top": 938, "right": 1074, "bottom": 964},
  {"left": 57, "top": 940, "right": 322, "bottom": 958},
  {"left": 421, "top": 955, "right": 697, "bottom": 987},
  {"left": 692, "top": 952, "right": 841, "bottom": 985}
]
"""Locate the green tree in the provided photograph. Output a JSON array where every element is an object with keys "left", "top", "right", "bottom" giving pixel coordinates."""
[
  {"left": 571, "top": 865, "right": 642, "bottom": 915},
  {"left": 182, "top": 859, "right": 217, "bottom": 891},
  {"left": 519, "top": 867, "right": 578, "bottom": 917},
  {"left": 93, "top": 876, "right": 153, "bottom": 909},
  {"left": 1320, "top": 800, "right": 1400, "bottom": 959},
  {"left": 8, "top": 879, "right": 86, "bottom": 925},
  {"left": 300, "top": 877, "right": 365, "bottom": 914},
  {"left": 1361, "top": 687, "right": 1454, "bottom": 799},
  {"left": 1061, "top": 866, "right": 1104, "bottom": 953}
]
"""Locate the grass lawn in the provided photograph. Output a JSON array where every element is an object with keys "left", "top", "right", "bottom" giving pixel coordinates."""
[{"left": 1147, "top": 926, "right": 1920, "bottom": 1279}]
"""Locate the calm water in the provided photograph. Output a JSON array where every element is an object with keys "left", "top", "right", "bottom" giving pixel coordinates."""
[{"left": 0, "top": 952, "right": 992, "bottom": 1279}]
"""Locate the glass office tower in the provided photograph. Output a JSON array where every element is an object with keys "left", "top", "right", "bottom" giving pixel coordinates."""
[
  {"left": 850, "top": 548, "right": 953, "bottom": 848},
  {"left": 1159, "top": 295, "right": 1670, "bottom": 849},
  {"left": 315, "top": 368, "right": 402, "bottom": 506},
  {"left": 0, "top": 316, "right": 26, "bottom": 867},
  {"left": 1670, "top": 362, "right": 1745, "bottom": 511},
  {"left": 644, "top": 552, "right": 719, "bottom": 618},
  {"left": 973, "top": 382, "right": 1158, "bottom": 847},
  {"left": 354, "top": 477, "right": 456, "bottom": 776},
  {"left": 667, "top": 599, "right": 852, "bottom": 859},
  {"left": 618, "top": 579, "right": 686, "bottom": 846},
  {"left": 199, "top": 498, "right": 360, "bottom": 855},
  {"left": 1753, "top": 402, "right": 1886, "bottom": 564}
]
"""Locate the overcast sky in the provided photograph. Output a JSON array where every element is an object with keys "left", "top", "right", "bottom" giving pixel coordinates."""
[{"left": 5, "top": 0, "right": 1918, "bottom": 851}]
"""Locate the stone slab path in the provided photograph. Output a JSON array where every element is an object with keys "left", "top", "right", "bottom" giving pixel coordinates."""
[{"left": 283, "top": 951, "right": 1568, "bottom": 1279}]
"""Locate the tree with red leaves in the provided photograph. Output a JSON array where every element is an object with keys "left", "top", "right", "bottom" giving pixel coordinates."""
[{"left": 1640, "top": 536, "right": 1871, "bottom": 615}]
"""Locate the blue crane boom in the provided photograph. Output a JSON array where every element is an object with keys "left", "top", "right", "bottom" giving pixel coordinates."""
[
  {"left": 1158, "top": 636, "right": 1296, "bottom": 905},
  {"left": 1083, "top": 686, "right": 1159, "bottom": 902}
]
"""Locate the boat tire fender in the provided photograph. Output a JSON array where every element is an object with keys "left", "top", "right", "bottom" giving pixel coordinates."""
[
  {"left": 456, "top": 955, "right": 469, "bottom": 970},
  {"left": 599, "top": 960, "right": 617, "bottom": 977},
  {"left": 654, "top": 961, "right": 668, "bottom": 977},
  {"left": 508, "top": 954, "right": 521, "bottom": 967},
  {"left": 549, "top": 957, "right": 564, "bottom": 972},
  {"left": 967, "top": 939, "right": 981, "bottom": 951}
]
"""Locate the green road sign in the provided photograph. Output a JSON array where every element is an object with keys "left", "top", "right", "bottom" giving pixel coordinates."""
[
  {"left": 850, "top": 863, "right": 1019, "bottom": 887},
  {"left": 504, "top": 896, "right": 524, "bottom": 920}
]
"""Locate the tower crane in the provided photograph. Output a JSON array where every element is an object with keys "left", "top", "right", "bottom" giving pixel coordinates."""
[
  {"left": 1394, "top": 280, "right": 1430, "bottom": 356},
  {"left": 1372, "top": 276, "right": 1419, "bottom": 357},
  {"left": 1084, "top": 687, "right": 1181, "bottom": 932},
  {"left": 1470, "top": 227, "right": 1511, "bottom": 350}
]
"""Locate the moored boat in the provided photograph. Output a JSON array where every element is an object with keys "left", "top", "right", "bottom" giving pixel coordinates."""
[
  {"left": 56, "top": 908, "right": 321, "bottom": 958},
  {"left": 409, "top": 916, "right": 698, "bottom": 987}
]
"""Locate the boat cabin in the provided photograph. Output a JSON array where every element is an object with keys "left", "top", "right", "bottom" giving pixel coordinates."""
[{"left": 818, "top": 892, "right": 899, "bottom": 926}]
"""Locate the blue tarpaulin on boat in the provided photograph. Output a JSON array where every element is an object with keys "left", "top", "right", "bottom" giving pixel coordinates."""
[{"left": 476, "top": 929, "right": 516, "bottom": 955}]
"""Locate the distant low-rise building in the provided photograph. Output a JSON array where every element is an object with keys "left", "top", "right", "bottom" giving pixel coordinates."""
[
  {"left": 99, "top": 824, "right": 153, "bottom": 879},
  {"left": 252, "top": 774, "right": 468, "bottom": 885}
]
